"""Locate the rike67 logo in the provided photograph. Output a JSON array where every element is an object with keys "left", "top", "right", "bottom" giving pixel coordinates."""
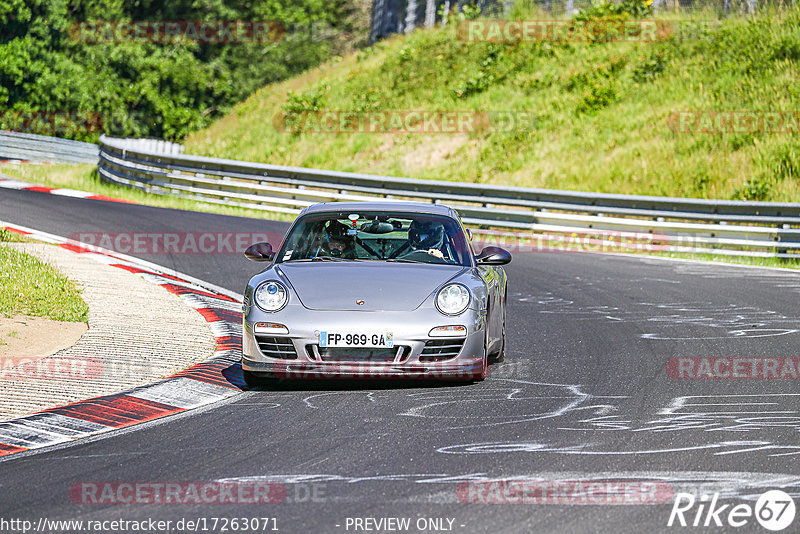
[{"left": 668, "top": 490, "right": 796, "bottom": 531}]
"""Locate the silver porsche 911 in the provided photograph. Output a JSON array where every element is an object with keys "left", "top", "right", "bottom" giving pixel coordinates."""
[{"left": 241, "top": 201, "right": 510, "bottom": 385}]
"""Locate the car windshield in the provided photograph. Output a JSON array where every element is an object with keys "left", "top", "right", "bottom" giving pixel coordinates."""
[{"left": 276, "top": 211, "right": 472, "bottom": 266}]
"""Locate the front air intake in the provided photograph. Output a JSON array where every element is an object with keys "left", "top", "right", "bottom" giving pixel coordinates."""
[
  {"left": 419, "top": 339, "right": 465, "bottom": 362},
  {"left": 255, "top": 336, "right": 298, "bottom": 359}
]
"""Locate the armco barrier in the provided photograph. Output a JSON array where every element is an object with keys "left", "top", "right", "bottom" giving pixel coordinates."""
[
  {"left": 0, "top": 131, "right": 99, "bottom": 164},
  {"left": 5, "top": 131, "right": 797, "bottom": 258},
  {"left": 0, "top": 132, "right": 183, "bottom": 164},
  {"left": 96, "top": 135, "right": 800, "bottom": 258}
]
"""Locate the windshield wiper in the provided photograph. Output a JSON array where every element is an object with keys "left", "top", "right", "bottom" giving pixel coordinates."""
[
  {"left": 384, "top": 258, "right": 426, "bottom": 264},
  {"left": 284, "top": 256, "right": 359, "bottom": 263}
]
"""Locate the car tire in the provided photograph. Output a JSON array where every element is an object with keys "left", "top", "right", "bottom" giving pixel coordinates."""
[
  {"left": 488, "top": 290, "right": 507, "bottom": 364},
  {"left": 489, "top": 325, "right": 505, "bottom": 364},
  {"left": 472, "top": 331, "right": 489, "bottom": 382}
]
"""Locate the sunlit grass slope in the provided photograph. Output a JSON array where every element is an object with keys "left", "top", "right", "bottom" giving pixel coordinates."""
[{"left": 186, "top": 6, "right": 800, "bottom": 201}]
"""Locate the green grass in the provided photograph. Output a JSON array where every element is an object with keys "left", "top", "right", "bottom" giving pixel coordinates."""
[
  {"left": 185, "top": 6, "right": 800, "bottom": 202},
  {"left": 648, "top": 251, "right": 800, "bottom": 270},
  {"left": 0, "top": 164, "right": 295, "bottom": 222},
  {"left": 0, "top": 228, "right": 29, "bottom": 243},
  {"left": 0, "top": 244, "right": 89, "bottom": 322}
]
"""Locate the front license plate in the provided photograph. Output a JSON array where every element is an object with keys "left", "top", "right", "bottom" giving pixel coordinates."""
[{"left": 319, "top": 331, "right": 394, "bottom": 348}]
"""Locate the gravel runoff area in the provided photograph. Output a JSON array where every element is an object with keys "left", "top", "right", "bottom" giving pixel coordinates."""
[{"left": 0, "top": 243, "right": 217, "bottom": 420}]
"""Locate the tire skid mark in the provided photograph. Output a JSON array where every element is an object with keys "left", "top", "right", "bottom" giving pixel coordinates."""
[{"left": 513, "top": 290, "right": 800, "bottom": 339}]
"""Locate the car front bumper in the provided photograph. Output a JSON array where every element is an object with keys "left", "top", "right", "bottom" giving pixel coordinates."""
[{"left": 241, "top": 307, "right": 486, "bottom": 380}]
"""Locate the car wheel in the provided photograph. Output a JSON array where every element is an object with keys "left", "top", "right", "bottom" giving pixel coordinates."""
[
  {"left": 472, "top": 331, "right": 489, "bottom": 382},
  {"left": 243, "top": 369, "right": 278, "bottom": 388},
  {"left": 488, "top": 291, "right": 507, "bottom": 364}
]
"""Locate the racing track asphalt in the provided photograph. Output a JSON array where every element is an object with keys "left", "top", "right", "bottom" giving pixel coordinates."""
[{"left": 1, "top": 187, "right": 800, "bottom": 533}]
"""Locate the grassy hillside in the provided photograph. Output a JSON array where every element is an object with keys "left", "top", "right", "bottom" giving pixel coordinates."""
[{"left": 186, "top": 5, "right": 800, "bottom": 201}]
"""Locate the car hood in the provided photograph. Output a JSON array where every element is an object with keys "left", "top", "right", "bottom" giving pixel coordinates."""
[{"left": 277, "top": 262, "right": 467, "bottom": 311}]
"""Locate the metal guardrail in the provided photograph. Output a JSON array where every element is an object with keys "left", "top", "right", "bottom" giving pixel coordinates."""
[
  {"left": 0, "top": 131, "right": 99, "bottom": 164},
  {"left": 94, "top": 134, "right": 800, "bottom": 258},
  {"left": 103, "top": 137, "right": 185, "bottom": 156}
]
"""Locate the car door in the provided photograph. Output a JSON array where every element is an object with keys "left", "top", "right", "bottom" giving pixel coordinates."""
[{"left": 460, "top": 216, "right": 504, "bottom": 353}]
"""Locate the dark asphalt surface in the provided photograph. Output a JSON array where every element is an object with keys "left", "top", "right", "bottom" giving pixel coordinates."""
[{"left": 2, "top": 188, "right": 800, "bottom": 534}]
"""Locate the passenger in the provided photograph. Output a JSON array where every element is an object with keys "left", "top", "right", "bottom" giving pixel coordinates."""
[{"left": 321, "top": 220, "right": 357, "bottom": 258}]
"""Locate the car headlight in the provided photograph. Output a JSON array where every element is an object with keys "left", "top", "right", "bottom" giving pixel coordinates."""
[
  {"left": 254, "top": 280, "right": 288, "bottom": 312},
  {"left": 436, "top": 283, "right": 471, "bottom": 315}
]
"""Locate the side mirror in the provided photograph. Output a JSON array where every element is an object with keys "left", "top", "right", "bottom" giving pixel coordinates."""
[
  {"left": 244, "top": 242, "right": 275, "bottom": 262},
  {"left": 476, "top": 246, "right": 511, "bottom": 266}
]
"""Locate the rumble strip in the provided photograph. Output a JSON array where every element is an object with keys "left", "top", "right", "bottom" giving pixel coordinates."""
[
  {"left": 0, "top": 222, "right": 246, "bottom": 458},
  {"left": 0, "top": 175, "right": 135, "bottom": 204}
]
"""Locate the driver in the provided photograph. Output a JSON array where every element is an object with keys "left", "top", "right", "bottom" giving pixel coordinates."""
[
  {"left": 404, "top": 219, "right": 446, "bottom": 260},
  {"left": 320, "top": 220, "right": 356, "bottom": 258}
]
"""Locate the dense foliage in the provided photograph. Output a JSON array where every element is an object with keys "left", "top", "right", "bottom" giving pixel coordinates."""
[{"left": 0, "top": 0, "right": 367, "bottom": 141}]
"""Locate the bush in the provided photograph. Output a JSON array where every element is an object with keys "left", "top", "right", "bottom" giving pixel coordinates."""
[
  {"left": 451, "top": 43, "right": 518, "bottom": 99},
  {"left": 733, "top": 176, "right": 772, "bottom": 200},
  {"left": 0, "top": 0, "right": 366, "bottom": 141},
  {"left": 633, "top": 52, "right": 668, "bottom": 83},
  {"left": 574, "top": 0, "right": 653, "bottom": 22},
  {"left": 578, "top": 80, "right": 618, "bottom": 113},
  {"left": 283, "top": 83, "right": 331, "bottom": 114}
]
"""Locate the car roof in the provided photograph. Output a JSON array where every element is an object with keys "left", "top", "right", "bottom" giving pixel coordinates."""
[{"left": 299, "top": 201, "right": 458, "bottom": 218}]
